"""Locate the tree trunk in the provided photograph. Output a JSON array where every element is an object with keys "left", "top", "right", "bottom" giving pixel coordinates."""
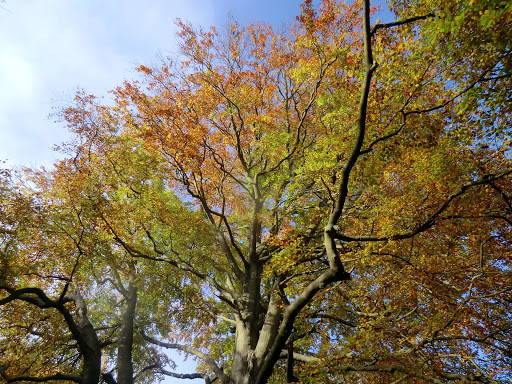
[
  {"left": 72, "top": 287, "right": 102, "bottom": 384},
  {"left": 117, "top": 283, "right": 137, "bottom": 384}
]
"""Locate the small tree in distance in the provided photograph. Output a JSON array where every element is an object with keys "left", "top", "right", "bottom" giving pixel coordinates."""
[{"left": 1, "top": 0, "right": 511, "bottom": 383}]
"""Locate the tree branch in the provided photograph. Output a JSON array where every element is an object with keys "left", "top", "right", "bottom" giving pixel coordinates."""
[
  {"left": 371, "top": 13, "right": 435, "bottom": 35},
  {"left": 140, "top": 331, "right": 229, "bottom": 384},
  {"left": 335, "top": 170, "right": 512, "bottom": 242},
  {"left": 278, "top": 350, "right": 320, "bottom": 364},
  {"left": 158, "top": 368, "right": 212, "bottom": 384},
  {"left": 0, "top": 364, "right": 82, "bottom": 384},
  {"left": 331, "top": 362, "right": 490, "bottom": 383}
]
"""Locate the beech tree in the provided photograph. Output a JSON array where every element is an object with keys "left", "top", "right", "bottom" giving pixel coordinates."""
[{"left": 1, "top": 0, "right": 511, "bottom": 383}]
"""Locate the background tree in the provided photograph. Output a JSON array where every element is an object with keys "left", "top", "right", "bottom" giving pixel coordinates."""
[
  {"left": 1, "top": 0, "right": 511, "bottom": 383},
  {"left": 0, "top": 168, "right": 102, "bottom": 384}
]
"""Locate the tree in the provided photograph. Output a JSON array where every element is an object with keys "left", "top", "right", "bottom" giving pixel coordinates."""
[{"left": 1, "top": 0, "right": 511, "bottom": 383}]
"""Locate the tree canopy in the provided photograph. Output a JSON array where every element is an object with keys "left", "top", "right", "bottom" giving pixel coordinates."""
[{"left": 1, "top": 0, "right": 511, "bottom": 383}]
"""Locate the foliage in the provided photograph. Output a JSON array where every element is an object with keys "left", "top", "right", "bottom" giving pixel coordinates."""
[{"left": 1, "top": 1, "right": 511, "bottom": 383}]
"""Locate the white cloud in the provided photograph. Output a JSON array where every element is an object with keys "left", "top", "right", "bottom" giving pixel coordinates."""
[
  {"left": 0, "top": 45, "right": 38, "bottom": 103},
  {"left": 0, "top": 0, "right": 217, "bottom": 168}
]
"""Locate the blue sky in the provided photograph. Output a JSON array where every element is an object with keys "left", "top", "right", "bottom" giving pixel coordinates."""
[{"left": 0, "top": 0, "right": 303, "bottom": 169}]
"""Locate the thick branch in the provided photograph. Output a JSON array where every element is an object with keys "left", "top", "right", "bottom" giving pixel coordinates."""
[
  {"left": 0, "top": 285, "right": 101, "bottom": 384},
  {"left": 279, "top": 350, "right": 320, "bottom": 364},
  {"left": 0, "top": 365, "right": 82, "bottom": 384},
  {"left": 140, "top": 332, "right": 229, "bottom": 384},
  {"left": 158, "top": 369, "right": 211, "bottom": 384},
  {"left": 336, "top": 170, "right": 512, "bottom": 242},
  {"left": 255, "top": 2, "right": 377, "bottom": 383},
  {"left": 371, "top": 13, "right": 435, "bottom": 35},
  {"left": 328, "top": 0, "right": 378, "bottom": 228},
  {"left": 255, "top": 267, "right": 348, "bottom": 384},
  {"left": 139, "top": 364, "right": 212, "bottom": 384},
  {"left": 332, "top": 363, "right": 489, "bottom": 383}
]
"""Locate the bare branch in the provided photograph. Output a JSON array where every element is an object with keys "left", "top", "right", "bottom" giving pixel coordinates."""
[
  {"left": 140, "top": 331, "right": 229, "bottom": 384},
  {"left": 371, "top": 13, "right": 435, "bottom": 35}
]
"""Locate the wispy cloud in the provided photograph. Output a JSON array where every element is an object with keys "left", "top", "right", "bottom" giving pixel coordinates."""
[{"left": 0, "top": 0, "right": 216, "bottom": 168}]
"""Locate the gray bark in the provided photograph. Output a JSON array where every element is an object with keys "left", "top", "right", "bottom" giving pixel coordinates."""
[{"left": 117, "top": 283, "right": 137, "bottom": 384}]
